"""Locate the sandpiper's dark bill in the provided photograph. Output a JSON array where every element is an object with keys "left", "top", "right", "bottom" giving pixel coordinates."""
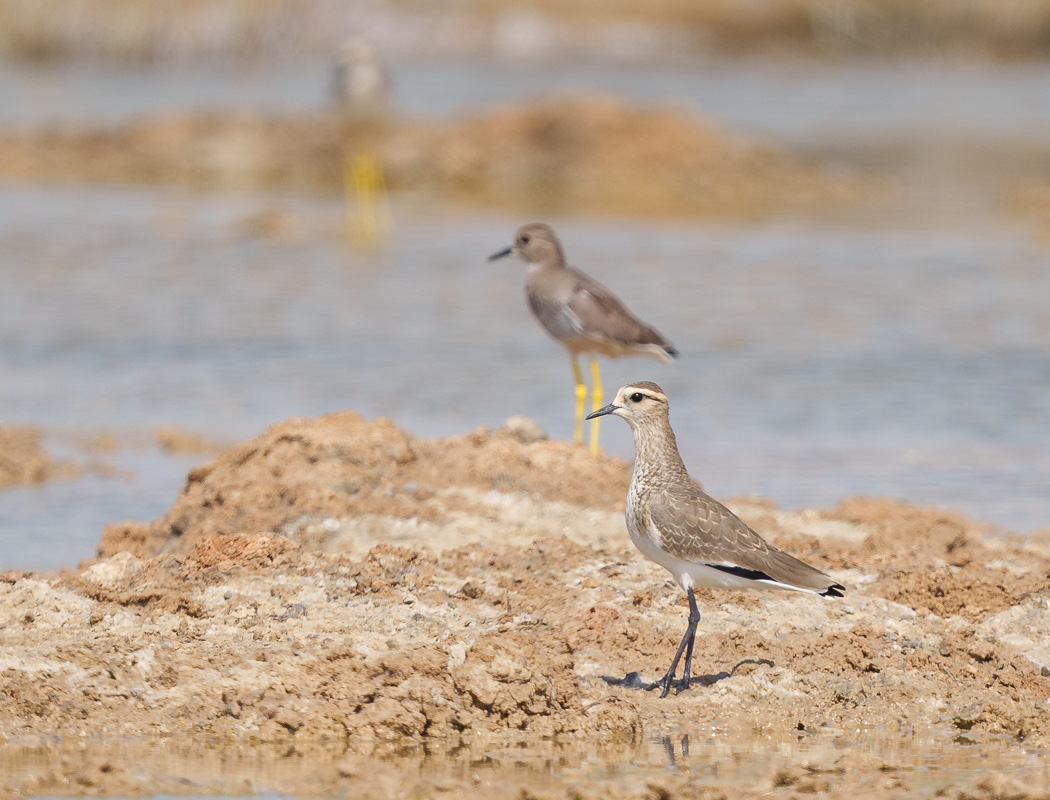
[{"left": 492, "top": 223, "right": 677, "bottom": 454}]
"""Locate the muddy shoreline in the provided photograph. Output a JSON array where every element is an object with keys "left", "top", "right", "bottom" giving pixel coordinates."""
[
  {"left": 0, "top": 97, "right": 877, "bottom": 221},
  {"left": 3, "top": 0, "right": 1049, "bottom": 64},
  {"left": 1, "top": 410, "right": 1048, "bottom": 796}
]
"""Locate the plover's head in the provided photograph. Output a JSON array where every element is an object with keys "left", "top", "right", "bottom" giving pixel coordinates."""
[
  {"left": 488, "top": 222, "right": 564, "bottom": 266},
  {"left": 586, "top": 381, "right": 669, "bottom": 429}
]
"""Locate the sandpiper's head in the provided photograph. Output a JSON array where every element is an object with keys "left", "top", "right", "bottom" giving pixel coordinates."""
[
  {"left": 586, "top": 381, "right": 669, "bottom": 429},
  {"left": 487, "top": 223, "right": 565, "bottom": 266}
]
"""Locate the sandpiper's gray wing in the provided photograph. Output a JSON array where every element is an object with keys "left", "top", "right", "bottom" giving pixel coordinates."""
[
  {"left": 564, "top": 267, "right": 677, "bottom": 357},
  {"left": 648, "top": 482, "right": 842, "bottom": 594}
]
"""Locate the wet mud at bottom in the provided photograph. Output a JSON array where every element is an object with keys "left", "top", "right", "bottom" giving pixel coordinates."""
[
  {"left": 1, "top": 411, "right": 1049, "bottom": 797},
  {"left": 2, "top": 733, "right": 1047, "bottom": 798}
]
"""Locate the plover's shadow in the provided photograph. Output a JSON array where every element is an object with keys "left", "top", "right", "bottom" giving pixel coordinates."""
[{"left": 601, "top": 658, "right": 774, "bottom": 692}]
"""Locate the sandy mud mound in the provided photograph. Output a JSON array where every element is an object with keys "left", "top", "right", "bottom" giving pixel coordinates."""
[
  {"left": 0, "top": 97, "right": 877, "bottom": 220},
  {"left": 403, "top": 97, "right": 876, "bottom": 218},
  {"left": 98, "top": 411, "right": 631, "bottom": 560},
  {"left": 1, "top": 410, "right": 1049, "bottom": 796}
]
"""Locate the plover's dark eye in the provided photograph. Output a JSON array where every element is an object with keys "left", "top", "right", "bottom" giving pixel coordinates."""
[
  {"left": 520, "top": 234, "right": 530, "bottom": 244},
  {"left": 630, "top": 392, "right": 645, "bottom": 403}
]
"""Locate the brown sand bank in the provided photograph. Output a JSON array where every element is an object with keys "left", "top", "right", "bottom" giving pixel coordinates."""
[
  {"left": 1, "top": 411, "right": 1049, "bottom": 796},
  {"left": 2, "top": 0, "right": 1048, "bottom": 63},
  {"left": 0, "top": 425, "right": 79, "bottom": 487},
  {"left": 0, "top": 425, "right": 229, "bottom": 490},
  {"left": 1010, "top": 180, "right": 1050, "bottom": 246},
  {"left": 0, "top": 97, "right": 876, "bottom": 220}
]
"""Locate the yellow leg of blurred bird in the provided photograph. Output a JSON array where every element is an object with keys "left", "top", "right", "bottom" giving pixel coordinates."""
[
  {"left": 370, "top": 152, "right": 392, "bottom": 236},
  {"left": 356, "top": 154, "right": 378, "bottom": 242},
  {"left": 589, "top": 357, "right": 602, "bottom": 455},
  {"left": 354, "top": 153, "right": 379, "bottom": 243},
  {"left": 571, "top": 355, "right": 586, "bottom": 444},
  {"left": 343, "top": 154, "right": 359, "bottom": 239},
  {"left": 344, "top": 151, "right": 391, "bottom": 246}
]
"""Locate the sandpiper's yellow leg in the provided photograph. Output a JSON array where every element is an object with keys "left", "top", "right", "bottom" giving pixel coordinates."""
[
  {"left": 589, "top": 357, "right": 603, "bottom": 455},
  {"left": 571, "top": 355, "right": 586, "bottom": 444}
]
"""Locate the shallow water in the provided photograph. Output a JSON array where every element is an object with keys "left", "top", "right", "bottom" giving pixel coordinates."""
[
  {"left": 5, "top": 56, "right": 1050, "bottom": 147},
  {"left": 1, "top": 177, "right": 1048, "bottom": 570},
  {"left": 3, "top": 54, "right": 1050, "bottom": 570},
  {"left": 4, "top": 731, "right": 1047, "bottom": 797}
]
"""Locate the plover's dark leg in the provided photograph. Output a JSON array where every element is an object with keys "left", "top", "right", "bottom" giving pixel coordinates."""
[
  {"left": 679, "top": 588, "right": 700, "bottom": 690},
  {"left": 647, "top": 589, "right": 701, "bottom": 698}
]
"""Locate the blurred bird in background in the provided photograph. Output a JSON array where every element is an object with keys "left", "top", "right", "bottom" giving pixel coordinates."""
[{"left": 333, "top": 36, "right": 392, "bottom": 246}]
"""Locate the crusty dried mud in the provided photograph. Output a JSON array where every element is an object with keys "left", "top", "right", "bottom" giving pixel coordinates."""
[{"left": 1, "top": 411, "right": 1048, "bottom": 797}]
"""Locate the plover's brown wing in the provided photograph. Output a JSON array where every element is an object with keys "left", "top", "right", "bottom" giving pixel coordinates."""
[
  {"left": 564, "top": 267, "right": 677, "bottom": 360},
  {"left": 649, "top": 482, "right": 844, "bottom": 596}
]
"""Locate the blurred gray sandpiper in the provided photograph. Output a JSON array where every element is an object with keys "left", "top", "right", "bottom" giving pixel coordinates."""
[{"left": 489, "top": 223, "right": 677, "bottom": 454}]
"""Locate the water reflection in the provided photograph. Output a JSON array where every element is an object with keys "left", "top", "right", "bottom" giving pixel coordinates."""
[{"left": 10, "top": 730, "right": 1038, "bottom": 796}]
